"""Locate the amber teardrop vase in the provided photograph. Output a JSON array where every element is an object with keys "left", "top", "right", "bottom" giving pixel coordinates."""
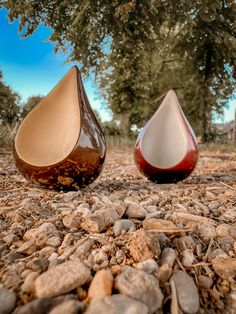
[
  {"left": 134, "top": 90, "right": 198, "bottom": 183},
  {"left": 13, "top": 66, "right": 106, "bottom": 190}
]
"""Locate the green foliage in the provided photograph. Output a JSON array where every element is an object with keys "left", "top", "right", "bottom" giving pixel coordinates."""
[
  {"left": 21, "top": 95, "right": 43, "bottom": 118},
  {"left": 3, "top": 0, "right": 236, "bottom": 141},
  {"left": 0, "top": 70, "right": 20, "bottom": 125}
]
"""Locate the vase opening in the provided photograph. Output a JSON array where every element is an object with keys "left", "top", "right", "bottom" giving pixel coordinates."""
[
  {"left": 15, "top": 67, "right": 81, "bottom": 167},
  {"left": 140, "top": 90, "right": 188, "bottom": 169}
]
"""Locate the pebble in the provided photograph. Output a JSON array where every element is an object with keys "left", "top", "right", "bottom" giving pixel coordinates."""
[
  {"left": 198, "top": 275, "right": 213, "bottom": 289},
  {"left": 216, "top": 224, "right": 231, "bottom": 237},
  {"left": 126, "top": 204, "right": 147, "bottom": 219},
  {"left": 155, "top": 264, "right": 172, "bottom": 283},
  {"left": 115, "top": 266, "right": 163, "bottom": 313},
  {"left": 73, "top": 239, "right": 94, "bottom": 260},
  {"left": 171, "top": 270, "right": 199, "bottom": 314},
  {"left": 62, "top": 213, "right": 81, "bottom": 229},
  {"left": 81, "top": 208, "right": 119, "bottom": 233},
  {"left": 26, "top": 258, "right": 49, "bottom": 272},
  {"left": 127, "top": 229, "right": 161, "bottom": 262},
  {"left": 181, "top": 249, "right": 195, "bottom": 267},
  {"left": 0, "top": 287, "right": 16, "bottom": 314},
  {"left": 35, "top": 261, "right": 91, "bottom": 298},
  {"left": 218, "top": 236, "right": 234, "bottom": 252},
  {"left": 46, "top": 236, "right": 61, "bottom": 248},
  {"left": 49, "top": 300, "right": 84, "bottom": 314},
  {"left": 113, "top": 219, "right": 136, "bottom": 237},
  {"left": 159, "top": 248, "right": 177, "bottom": 267},
  {"left": 212, "top": 256, "right": 236, "bottom": 279},
  {"left": 133, "top": 259, "right": 158, "bottom": 274},
  {"left": 24, "top": 223, "right": 59, "bottom": 248},
  {"left": 143, "top": 218, "right": 178, "bottom": 233},
  {"left": 16, "top": 240, "right": 36, "bottom": 255},
  {"left": 88, "top": 270, "right": 113, "bottom": 299},
  {"left": 13, "top": 295, "right": 74, "bottom": 314},
  {"left": 21, "top": 271, "right": 39, "bottom": 293},
  {"left": 197, "top": 224, "right": 216, "bottom": 241},
  {"left": 84, "top": 294, "right": 148, "bottom": 314},
  {"left": 115, "top": 249, "right": 126, "bottom": 264},
  {"left": 2, "top": 252, "right": 25, "bottom": 264}
]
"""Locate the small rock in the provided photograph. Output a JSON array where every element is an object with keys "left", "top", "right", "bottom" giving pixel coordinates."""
[
  {"left": 17, "top": 240, "right": 36, "bottom": 255},
  {"left": 115, "top": 250, "right": 126, "bottom": 264},
  {"left": 143, "top": 218, "right": 179, "bottom": 233},
  {"left": 2, "top": 252, "right": 25, "bottom": 264},
  {"left": 12, "top": 295, "right": 74, "bottom": 314},
  {"left": 216, "top": 224, "right": 231, "bottom": 237},
  {"left": 84, "top": 294, "right": 148, "bottom": 314},
  {"left": 171, "top": 270, "right": 199, "bottom": 314},
  {"left": 58, "top": 234, "right": 74, "bottom": 255},
  {"left": 181, "top": 249, "right": 195, "bottom": 267},
  {"left": 113, "top": 219, "right": 136, "bottom": 237},
  {"left": 38, "top": 246, "right": 56, "bottom": 259},
  {"left": 73, "top": 239, "right": 94, "bottom": 260},
  {"left": 115, "top": 266, "right": 163, "bottom": 313},
  {"left": 24, "top": 223, "right": 59, "bottom": 248},
  {"left": 126, "top": 204, "right": 147, "bottom": 219},
  {"left": 212, "top": 256, "right": 236, "bottom": 279},
  {"left": 3, "top": 234, "right": 19, "bottom": 245},
  {"left": 155, "top": 264, "right": 172, "bottom": 283},
  {"left": 218, "top": 236, "right": 234, "bottom": 252},
  {"left": 21, "top": 271, "right": 39, "bottom": 293},
  {"left": 221, "top": 209, "right": 236, "bottom": 222},
  {"left": 46, "top": 236, "right": 61, "bottom": 248},
  {"left": 93, "top": 250, "right": 109, "bottom": 269},
  {"left": 26, "top": 258, "right": 49, "bottom": 272},
  {"left": 62, "top": 213, "right": 81, "bottom": 229},
  {"left": 35, "top": 261, "right": 91, "bottom": 298},
  {"left": 133, "top": 259, "right": 158, "bottom": 274},
  {"left": 198, "top": 275, "right": 213, "bottom": 289},
  {"left": 127, "top": 229, "right": 161, "bottom": 262},
  {"left": 198, "top": 224, "right": 216, "bottom": 241},
  {"left": 0, "top": 287, "right": 16, "bottom": 314},
  {"left": 88, "top": 270, "right": 113, "bottom": 299},
  {"left": 159, "top": 248, "right": 177, "bottom": 267},
  {"left": 49, "top": 300, "right": 84, "bottom": 314},
  {"left": 207, "top": 248, "right": 228, "bottom": 262},
  {"left": 81, "top": 208, "right": 119, "bottom": 233}
]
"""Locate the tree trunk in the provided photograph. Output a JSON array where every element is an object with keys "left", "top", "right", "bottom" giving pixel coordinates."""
[
  {"left": 201, "top": 45, "right": 212, "bottom": 143},
  {"left": 119, "top": 112, "right": 130, "bottom": 137}
]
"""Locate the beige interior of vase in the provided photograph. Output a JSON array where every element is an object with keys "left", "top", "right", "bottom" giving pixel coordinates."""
[
  {"left": 141, "top": 90, "right": 188, "bottom": 169},
  {"left": 15, "top": 67, "right": 81, "bottom": 167}
]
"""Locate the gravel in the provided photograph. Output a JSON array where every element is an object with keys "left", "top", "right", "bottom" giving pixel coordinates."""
[{"left": 1, "top": 147, "right": 236, "bottom": 313}]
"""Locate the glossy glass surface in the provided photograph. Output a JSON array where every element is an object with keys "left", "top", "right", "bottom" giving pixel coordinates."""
[
  {"left": 134, "top": 90, "right": 198, "bottom": 183},
  {"left": 13, "top": 66, "right": 106, "bottom": 190}
]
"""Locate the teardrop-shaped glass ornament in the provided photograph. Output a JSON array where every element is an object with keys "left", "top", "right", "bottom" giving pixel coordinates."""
[
  {"left": 13, "top": 66, "right": 106, "bottom": 190},
  {"left": 134, "top": 90, "right": 198, "bottom": 183}
]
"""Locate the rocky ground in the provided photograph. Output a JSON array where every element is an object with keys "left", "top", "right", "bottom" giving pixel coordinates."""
[{"left": 1, "top": 147, "right": 236, "bottom": 314}]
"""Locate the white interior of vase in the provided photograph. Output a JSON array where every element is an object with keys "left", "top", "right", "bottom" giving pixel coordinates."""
[
  {"left": 140, "top": 90, "right": 188, "bottom": 169},
  {"left": 15, "top": 67, "right": 81, "bottom": 167}
]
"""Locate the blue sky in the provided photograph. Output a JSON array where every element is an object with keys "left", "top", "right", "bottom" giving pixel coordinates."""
[
  {"left": 0, "top": 8, "right": 111, "bottom": 121},
  {"left": 0, "top": 7, "right": 235, "bottom": 123}
]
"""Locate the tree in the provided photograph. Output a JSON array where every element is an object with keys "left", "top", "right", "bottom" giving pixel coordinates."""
[
  {"left": 3, "top": 1, "right": 236, "bottom": 140},
  {"left": 21, "top": 95, "right": 43, "bottom": 118},
  {"left": 0, "top": 70, "right": 20, "bottom": 125}
]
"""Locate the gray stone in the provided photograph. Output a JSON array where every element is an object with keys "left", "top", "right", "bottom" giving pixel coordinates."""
[
  {"left": 115, "top": 266, "right": 163, "bottom": 313},
  {"left": 12, "top": 295, "right": 74, "bottom": 314},
  {"left": 159, "top": 248, "right": 177, "bottom": 267},
  {"left": 126, "top": 204, "right": 147, "bottom": 219},
  {"left": 2, "top": 252, "right": 25, "bottom": 264},
  {"left": 171, "top": 270, "right": 200, "bottom": 314},
  {"left": 35, "top": 261, "right": 91, "bottom": 298},
  {"left": 49, "top": 300, "right": 84, "bottom": 314},
  {"left": 0, "top": 287, "right": 16, "bottom": 314},
  {"left": 84, "top": 294, "right": 148, "bottom": 314},
  {"left": 113, "top": 219, "right": 136, "bottom": 237},
  {"left": 133, "top": 259, "right": 158, "bottom": 274},
  {"left": 26, "top": 258, "right": 49, "bottom": 272}
]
